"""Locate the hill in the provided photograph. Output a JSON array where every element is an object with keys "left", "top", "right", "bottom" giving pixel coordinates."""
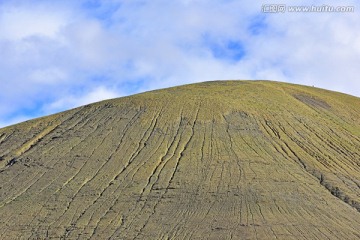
[{"left": 0, "top": 80, "right": 360, "bottom": 239}]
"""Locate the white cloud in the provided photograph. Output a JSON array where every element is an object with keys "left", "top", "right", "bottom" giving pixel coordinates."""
[
  {"left": 0, "top": 4, "right": 68, "bottom": 41},
  {"left": 45, "top": 86, "right": 120, "bottom": 113},
  {"left": 246, "top": 5, "right": 360, "bottom": 96},
  {"left": 0, "top": 0, "right": 360, "bottom": 127},
  {"left": 30, "top": 67, "right": 67, "bottom": 83}
]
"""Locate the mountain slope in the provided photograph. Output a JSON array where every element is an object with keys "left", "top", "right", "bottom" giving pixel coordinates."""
[{"left": 0, "top": 80, "right": 360, "bottom": 239}]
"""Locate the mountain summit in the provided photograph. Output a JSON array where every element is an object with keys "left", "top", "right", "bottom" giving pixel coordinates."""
[{"left": 0, "top": 80, "right": 359, "bottom": 239}]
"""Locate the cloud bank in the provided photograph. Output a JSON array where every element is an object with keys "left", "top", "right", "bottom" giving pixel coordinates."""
[{"left": 0, "top": 0, "right": 359, "bottom": 127}]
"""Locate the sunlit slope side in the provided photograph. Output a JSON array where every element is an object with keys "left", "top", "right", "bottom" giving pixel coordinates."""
[{"left": 0, "top": 80, "right": 360, "bottom": 239}]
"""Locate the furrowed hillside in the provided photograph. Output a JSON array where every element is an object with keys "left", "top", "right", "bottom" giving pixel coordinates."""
[{"left": 0, "top": 80, "right": 360, "bottom": 239}]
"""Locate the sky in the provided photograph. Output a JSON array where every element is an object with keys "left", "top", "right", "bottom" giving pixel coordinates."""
[{"left": 0, "top": 0, "right": 360, "bottom": 127}]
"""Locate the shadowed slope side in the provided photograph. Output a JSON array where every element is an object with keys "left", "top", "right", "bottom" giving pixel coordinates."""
[{"left": 0, "top": 80, "right": 360, "bottom": 239}]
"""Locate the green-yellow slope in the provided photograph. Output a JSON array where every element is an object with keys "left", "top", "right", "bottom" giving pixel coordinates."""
[{"left": 0, "top": 80, "right": 359, "bottom": 239}]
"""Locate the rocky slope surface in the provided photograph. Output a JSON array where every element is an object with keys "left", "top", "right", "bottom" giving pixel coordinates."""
[{"left": 0, "top": 81, "right": 359, "bottom": 239}]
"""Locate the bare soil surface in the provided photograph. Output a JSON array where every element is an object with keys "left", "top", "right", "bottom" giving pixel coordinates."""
[{"left": 0, "top": 81, "right": 360, "bottom": 239}]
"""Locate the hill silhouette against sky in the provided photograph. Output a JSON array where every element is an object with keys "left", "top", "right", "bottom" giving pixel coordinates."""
[{"left": 0, "top": 80, "right": 359, "bottom": 239}]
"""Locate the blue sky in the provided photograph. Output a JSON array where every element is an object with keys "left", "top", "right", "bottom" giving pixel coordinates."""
[{"left": 0, "top": 0, "right": 360, "bottom": 127}]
